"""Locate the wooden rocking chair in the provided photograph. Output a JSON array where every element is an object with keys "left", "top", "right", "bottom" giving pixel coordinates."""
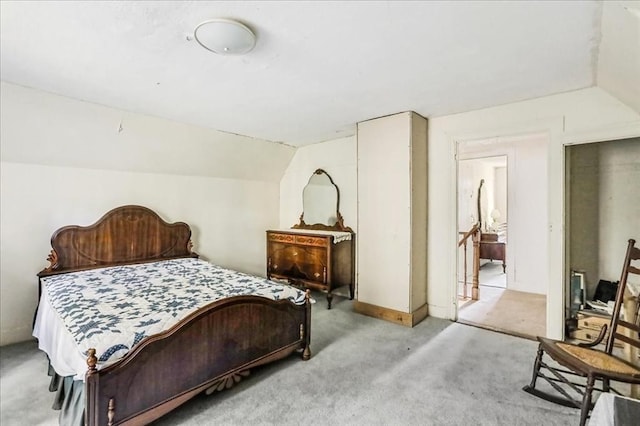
[{"left": 523, "top": 239, "right": 640, "bottom": 426}]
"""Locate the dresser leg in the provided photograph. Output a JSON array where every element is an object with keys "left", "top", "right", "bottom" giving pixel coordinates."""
[
  {"left": 326, "top": 293, "right": 333, "bottom": 309},
  {"left": 349, "top": 283, "right": 354, "bottom": 300}
]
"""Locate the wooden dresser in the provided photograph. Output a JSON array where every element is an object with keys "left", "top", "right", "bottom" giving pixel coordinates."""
[
  {"left": 266, "top": 229, "right": 354, "bottom": 309},
  {"left": 480, "top": 232, "right": 506, "bottom": 273}
]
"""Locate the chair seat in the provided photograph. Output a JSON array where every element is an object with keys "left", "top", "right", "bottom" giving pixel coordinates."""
[{"left": 538, "top": 337, "right": 640, "bottom": 381}]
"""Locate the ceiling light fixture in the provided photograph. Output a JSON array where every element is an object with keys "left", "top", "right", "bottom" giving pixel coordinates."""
[{"left": 194, "top": 19, "right": 256, "bottom": 55}]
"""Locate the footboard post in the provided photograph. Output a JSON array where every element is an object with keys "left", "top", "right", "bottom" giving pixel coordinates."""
[
  {"left": 85, "top": 348, "right": 98, "bottom": 426},
  {"left": 87, "top": 348, "right": 98, "bottom": 375},
  {"left": 107, "top": 399, "right": 115, "bottom": 426},
  {"left": 303, "top": 290, "right": 312, "bottom": 360}
]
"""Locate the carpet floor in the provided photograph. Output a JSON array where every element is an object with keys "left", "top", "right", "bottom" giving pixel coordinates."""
[
  {"left": 458, "top": 262, "right": 546, "bottom": 339},
  {"left": 1, "top": 292, "right": 578, "bottom": 426}
]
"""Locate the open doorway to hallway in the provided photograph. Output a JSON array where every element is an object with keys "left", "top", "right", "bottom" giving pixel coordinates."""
[
  {"left": 457, "top": 155, "right": 508, "bottom": 296},
  {"left": 455, "top": 134, "right": 549, "bottom": 340}
]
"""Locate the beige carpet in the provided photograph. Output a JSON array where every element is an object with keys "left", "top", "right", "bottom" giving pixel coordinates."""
[
  {"left": 458, "top": 261, "right": 546, "bottom": 339},
  {"left": 459, "top": 286, "right": 546, "bottom": 339}
]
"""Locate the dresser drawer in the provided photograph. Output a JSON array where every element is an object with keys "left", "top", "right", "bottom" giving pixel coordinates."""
[
  {"left": 294, "top": 235, "right": 328, "bottom": 247},
  {"left": 267, "top": 232, "right": 295, "bottom": 243},
  {"left": 268, "top": 244, "right": 327, "bottom": 280},
  {"left": 577, "top": 315, "right": 609, "bottom": 331},
  {"left": 267, "top": 232, "right": 329, "bottom": 247},
  {"left": 571, "top": 328, "right": 604, "bottom": 342}
]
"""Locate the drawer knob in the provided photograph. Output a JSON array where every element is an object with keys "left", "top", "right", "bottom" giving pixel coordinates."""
[{"left": 314, "top": 272, "right": 320, "bottom": 278}]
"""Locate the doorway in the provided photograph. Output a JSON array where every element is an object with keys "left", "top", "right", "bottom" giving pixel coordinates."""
[
  {"left": 455, "top": 134, "right": 548, "bottom": 339},
  {"left": 457, "top": 155, "right": 508, "bottom": 293},
  {"left": 564, "top": 138, "right": 640, "bottom": 339}
]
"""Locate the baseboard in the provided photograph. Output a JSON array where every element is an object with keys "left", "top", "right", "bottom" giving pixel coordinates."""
[
  {"left": 426, "top": 304, "right": 451, "bottom": 320},
  {"left": 411, "top": 303, "right": 429, "bottom": 326},
  {"left": 353, "top": 300, "right": 428, "bottom": 327}
]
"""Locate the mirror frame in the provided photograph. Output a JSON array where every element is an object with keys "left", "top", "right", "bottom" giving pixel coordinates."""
[{"left": 293, "top": 169, "right": 353, "bottom": 232}]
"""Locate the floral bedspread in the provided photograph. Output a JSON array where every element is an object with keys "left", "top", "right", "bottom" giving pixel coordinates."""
[{"left": 41, "top": 258, "right": 306, "bottom": 364}]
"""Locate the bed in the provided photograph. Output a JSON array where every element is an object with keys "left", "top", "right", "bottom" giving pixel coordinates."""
[{"left": 33, "top": 205, "right": 311, "bottom": 426}]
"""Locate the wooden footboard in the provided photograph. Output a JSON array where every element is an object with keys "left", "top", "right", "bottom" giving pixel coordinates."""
[{"left": 85, "top": 294, "right": 311, "bottom": 426}]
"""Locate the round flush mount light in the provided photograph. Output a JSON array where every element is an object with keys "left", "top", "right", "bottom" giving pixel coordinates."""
[{"left": 194, "top": 19, "right": 256, "bottom": 55}]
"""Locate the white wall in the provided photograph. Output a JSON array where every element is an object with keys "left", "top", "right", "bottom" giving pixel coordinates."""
[
  {"left": 598, "top": 139, "right": 640, "bottom": 285},
  {"left": 597, "top": 1, "right": 640, "bottom": 114},
  {"left": 494, "top": 166, "right": 507, "bottom": 222},
  {"left": 279, "top": 136, "right": 357, "bottom": 230},
  {"left": 0, "top": 82, "right": 296, "bottom": 345},
  {"left": 428, "top": 87, "right": 640, "bottom": 339},
  {"left": 507, "top": 136, "right": 548, "bottom": 295}
]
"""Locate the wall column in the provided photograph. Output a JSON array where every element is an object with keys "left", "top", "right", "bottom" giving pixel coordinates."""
[{"left": 355, "top": 112, "right": 428, "bottom": 326}]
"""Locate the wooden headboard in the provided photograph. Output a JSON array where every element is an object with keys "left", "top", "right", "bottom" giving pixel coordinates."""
[{"left": 38, "top": 205, "right": 197, "bottom": 277}]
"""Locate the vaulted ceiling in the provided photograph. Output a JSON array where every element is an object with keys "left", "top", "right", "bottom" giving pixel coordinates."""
[{"left": 1, "top": 1, "right": 638, "bottom": 146}]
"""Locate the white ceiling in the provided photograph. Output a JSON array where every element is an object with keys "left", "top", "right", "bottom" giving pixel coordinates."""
[{"left": 0, "top": 1, "right": 635, "bottom": 146}]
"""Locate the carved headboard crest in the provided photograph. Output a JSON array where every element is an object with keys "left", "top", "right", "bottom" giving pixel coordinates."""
[{"left": 39, "top": 205, "right": 197, "bottom": 276}]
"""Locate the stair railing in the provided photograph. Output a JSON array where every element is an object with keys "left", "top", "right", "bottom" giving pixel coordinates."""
[{"left": 458, "top": 223, "right": 481, "bottom": 301}]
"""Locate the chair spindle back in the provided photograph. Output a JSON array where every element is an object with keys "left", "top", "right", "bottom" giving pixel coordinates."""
[{"left": 605, "top": 239, "right": 640, "bottom": 356}]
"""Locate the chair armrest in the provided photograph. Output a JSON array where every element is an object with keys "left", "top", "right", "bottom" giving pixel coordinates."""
[{"left": 578, "top": 324, "right": 608, "bottom": 347}]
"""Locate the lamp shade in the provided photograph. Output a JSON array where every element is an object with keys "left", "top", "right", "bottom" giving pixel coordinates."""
[{"left": 194, "top": 19, "right": 256, "bottom": 55}]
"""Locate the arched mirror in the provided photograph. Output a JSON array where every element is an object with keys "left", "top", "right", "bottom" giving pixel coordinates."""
[{"left": 294, "top": 169, "right": 352, "bottom": 232}]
